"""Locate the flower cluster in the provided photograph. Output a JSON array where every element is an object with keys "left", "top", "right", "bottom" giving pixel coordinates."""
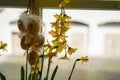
[
  {"left": 43, "top": 1, "right": 89, "bottom": 79},
  {"left": 44, "top": 1, "right": 77, "bottom": 60},
  {"left": 17, "top": 13, "right": 45, "bottom": 79}
]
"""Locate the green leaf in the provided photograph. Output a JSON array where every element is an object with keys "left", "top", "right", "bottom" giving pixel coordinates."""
[
  {"left": 28, "top": 73, "right": 32, "bottom": 80},
  {"left": 2, "top": 75, "right": 6, "bottom": 80},
  {"left": 21, "top": 66, "right": 25, "bottom": 80},
  {"left": 0, "top": 71, "right": 6, "bottom": 80},
  {"left": 50, "top": 65, "right": 58, "bottom": 80}
]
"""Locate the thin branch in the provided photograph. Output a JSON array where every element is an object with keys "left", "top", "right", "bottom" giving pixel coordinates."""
[{"left": 68, "top": 60, "right": 77, "bottom": 80}]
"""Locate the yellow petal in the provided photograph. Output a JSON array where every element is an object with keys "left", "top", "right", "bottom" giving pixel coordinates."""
[
  {"left": 64, "top": 0, "right": 70, "bottom": 3},
  {"left": 2, "top": 43, "right": 7, "bottom": 48},
  {"left": 37, "top": 63, "right": 41, "bottom": 68},
  {"left": 31, "top": 70, "right": 35, "bottom": 74},
  {"left": 64, "top": 22, "right": 71, "bottom": 28},
  {"left": 59, "top": 1, "right": 66, "bottom": 8},
  {"left": 50, "top": 22, "right": 58, "bottom": 28},
  {"left": 0, "top": 41, "right": 7, "bottom": 51},
  {"left": 56, "top": 45, "right": 63, "bottom": 53},
  {"left": 32, "top": 64, "right": 36, "bottom": 68},
  {"left": 68, "top": 47, "right": 77, "bottom": 55},
  {"left": 54, "top": 14, "right": 62, "bottom": 20},
  {"left": 61, "top": 27, "right": 69, "bottom": 34},
  {"left": 58, "top": 35, "right": 66, "bottom": 41},
  {"left": 61, "top": 44, "right": 67, "bottom": 49},
  {"left": 48, "top": 30, "right": 57, "bottom": 37},
  {"left": 64, "top": 14, "right": 71, "bottom": 20},
  {"left": 35, "top": 70, "right": 38, "bottom": 74},
  {"left": 52, "top": 40, "right": 60, "bottom": 46},
  {"left": 36, "top": 63, "right": 42, "bottom": 72},
  {"left": 56, "top": 44, "right": 66, "bottom": 53},
  {"left": 56, "top": 27, "right": 61, "bottom": 33},
  {"left": 59, "top": 55, "right": 69, "bottom": 60}
]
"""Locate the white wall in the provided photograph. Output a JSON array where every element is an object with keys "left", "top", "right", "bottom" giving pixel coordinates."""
[{"left": 0, "top": 8, "right": 24, "bottom": 54}]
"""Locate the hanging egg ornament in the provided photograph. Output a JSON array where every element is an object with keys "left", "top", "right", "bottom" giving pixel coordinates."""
[
  {"left": 31, "top": 34, "right": 45, "bottom": 49},
  {"left": 24, "top": 33, "right": 34, "bottom": 45},
  {"left": 27, "top": 50, "right": 39, "bottom": 65},
  {"left": 20, "top": 35, "right": 30, "bottom": 50},
  {"left": 26, "top": 15, "right": 40, "bottom": 35},
  {"left": 17, "top": 20, "right": 26, "bottom": 33}
]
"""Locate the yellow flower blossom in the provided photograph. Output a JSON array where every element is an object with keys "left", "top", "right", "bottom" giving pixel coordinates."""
[
  {"left": 54, "top": 14, "right": 62, "bottom": 20},
  {"left": 56, "top": 27, "right": 61, "bottom": 33},
  {"left": 68, "top": 47, "right": 77, "bottom": 55},
  {"left": 59, "top": 1, "right": 66, "bottom": 8},
  {"left": 63, "top": 22, "right": 71, "bottom": 28},
  {"left": 80, "top": 56, "right": 89, "bottom": 63},
  {"left": 59, "top": 0, "right": 70, "bottom": 8},
  {"left": 50, "top": 22, "right": 58, "bottom": 28},
  {"left": 54, "top": 14, "right": 70, "bottom": 21},
  {"left": 31, "top": 63, "right": 41, "bottom": 74},
  {"left": 48, "top": 30, "right": 57, "bottom": 37},
  {"left": 56, "top": 44, "right": 66, "bottom": 53},
  {"left": 63, "top": 14, "right": 71, "bottom": 20},
  {"left": 61, "top": 27, "right": 69, "bottom": 34},
  {"left": 52, "top": 40, "right": 61, "bottom": 46},
  {"left": 44, "top": 40, "right": 52, "bottom": 53},
  {"left": 58, "top": 35, "right": 67, "bottom": 41},
  {"left": 63, "top": 0, "right": 70, "bottom": 3},
  {"left": 0, "top": 41, "right": 7, "bottom": 51}
]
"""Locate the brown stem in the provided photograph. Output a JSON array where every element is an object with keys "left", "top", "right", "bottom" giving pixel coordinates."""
[{"left": 68, "top": 60, "right": 77, "bottom": 80}]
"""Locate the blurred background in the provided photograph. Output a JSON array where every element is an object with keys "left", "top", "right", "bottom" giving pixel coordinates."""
[{"left": 0, "top": 8, "right": 120, "bottom": 80}]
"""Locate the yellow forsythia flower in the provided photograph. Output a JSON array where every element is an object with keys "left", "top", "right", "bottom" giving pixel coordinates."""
[
  {"left": 59, "top": 0, "right": 70, "bottom": 8},
  {"left": 0, "top": 41, "right": 7, "bottom": 51},
  {"left": 31, "top": 63, "right": 41, "bottom": 74},
  {"left": 59, "top": 1, "right": 66, "bottom": 8},
  {"left": 64, "top": 0, "right": 70, "bottom": 3},
  {"left": 64, "top": 21, "right": 71, "bottom": 28},
  {"left": 80, "top": 56, "right": 89, "bottom": 63},
  {"left": 48, "top": 30, "right": 57, "bottom": 37},
  {"left": 56, "top": 44, "right": 66, "bottom": 53},
  {"left": 54, "top": 14, "right": 62, "bottom": 20},
  {"left": 68, "top": 47, "right": 77, "bottom": 55}
]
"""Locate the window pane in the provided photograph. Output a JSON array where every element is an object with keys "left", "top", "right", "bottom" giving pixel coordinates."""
[{"left": 0, "top": 8, "right": 25, "bottom": 55}]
